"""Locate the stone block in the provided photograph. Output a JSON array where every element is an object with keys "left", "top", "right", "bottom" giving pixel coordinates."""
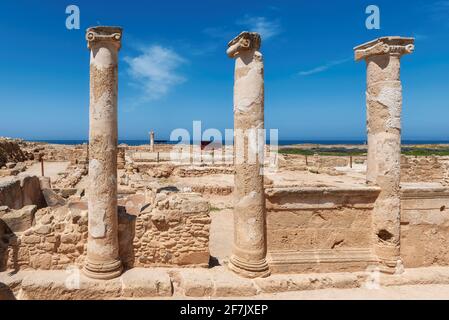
[
  {"left": 42, "top": 189, "right": 66, "bottom": 207},
  {"left": 21, "top": 270, "right": 122, "bottom": 300},
  {"left": 179, "top": 269, "right": 214, "bottom": 297},
  {"left": 121, "top": 268, "right": 172, "bottom": 297},
  {"left": 254, "top": 272, "right": 360, "bottom": 294},
  {"left": 211, "top": 267, "right": 258, "bottom": 297},
  {"left": 1, "top": 205, "right": 37, "bottom": 232}
]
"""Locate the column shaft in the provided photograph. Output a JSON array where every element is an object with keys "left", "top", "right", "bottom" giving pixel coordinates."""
[
  {"left": 227, "top": 32, "right": 270, "bottom": 278},
  {"left": 355, "top": 37, "right": 414, "bottom": 274},
  {"left": 367, "top": 54, "right": 402, "bottom": 272},
  {"left": 84, "top": 26, "right": 123, "bottom": 280}
]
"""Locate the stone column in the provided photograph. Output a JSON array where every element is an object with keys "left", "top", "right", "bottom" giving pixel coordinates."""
[
  {"left": 226, "top": 32, "right": 270, "bottom": 278},
  {"left": 84, "top": 26, "right": 123, "bottom": 280},
  {"left": 354, "top": 36, "right": 414, "bottom": 274},
  {"left": 150, "top": 130, "right": 155, "bottom": 152}
]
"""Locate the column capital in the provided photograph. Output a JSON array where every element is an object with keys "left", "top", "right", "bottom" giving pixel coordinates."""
[
  {"left": 354, "top": 36, "right": 414, "bottom": 61},
  {"left": 86, "top": 26, "right": 123, "bottom": 50},
  {"left": 227, "top": 31, "right": 261, "bottom": 58}
]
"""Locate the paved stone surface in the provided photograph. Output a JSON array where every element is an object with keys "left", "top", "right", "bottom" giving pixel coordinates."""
[{"left": 4, "top": 266, "right": 449, "bottom": 299}]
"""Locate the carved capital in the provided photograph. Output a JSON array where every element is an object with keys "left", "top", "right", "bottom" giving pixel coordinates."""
[
  {"left": 227, "top": 31, "right": 261, "bottom": 58},
  {"left": 86, "top": 26, "right": 123, "bottom": 50},
  {"left": 354, "top": 36, "right": 414, "bottom": 61}
]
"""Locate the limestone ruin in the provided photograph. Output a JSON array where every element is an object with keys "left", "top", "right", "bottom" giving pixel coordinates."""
[{"left": 2, "top": 29, "right": 449, "bottom": 300}]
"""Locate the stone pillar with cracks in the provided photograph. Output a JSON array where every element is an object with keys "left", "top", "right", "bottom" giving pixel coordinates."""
[
  {"left": 84, "top": 26, "right": 123, "bottom": 280},
  {"left": 355, "top": 36, "right": 414, "bottom": 274},
  {"left": 226, "top": 31, "right": 270, "bottom": 278}
]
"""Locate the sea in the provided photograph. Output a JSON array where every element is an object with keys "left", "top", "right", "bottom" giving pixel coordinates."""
[{"left": 27, "top": 139, "right": 449, "bottom": 146}]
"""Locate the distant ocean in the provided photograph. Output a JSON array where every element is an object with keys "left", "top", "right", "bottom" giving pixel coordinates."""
[{"left": 28, "top": 139, "right": 449, "bottom": 146}]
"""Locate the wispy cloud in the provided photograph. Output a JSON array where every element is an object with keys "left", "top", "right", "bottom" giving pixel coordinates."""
[
  {"left": 426, "top": 1, "right": 449, "bottom": 25},
  {"left": 124, "top": 45, "right": 186, "bottom": 101},
  {"left": 298, "top": 58, "right": 351, "bottom": 76},
  {"left": 202, "top": 26, "right": 235, "bottom": 41},
  {"left": 413, "top": 34, "right": 429, "bottom": 41},
  {"left": 237, "top": 16, "right": 281, "bottom": 40}
]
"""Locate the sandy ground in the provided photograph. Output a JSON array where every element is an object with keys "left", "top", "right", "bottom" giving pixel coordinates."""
[
  {"left": 0, "top": 161, "right": 70, "bottom": 184},
  {"left": 20, "top": 161, "right": 70, "bottom": 183}
]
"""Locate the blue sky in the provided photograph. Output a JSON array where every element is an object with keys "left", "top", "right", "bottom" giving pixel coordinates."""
[{"left": 0, "top": 0, "right": 448, "bottom": 140}]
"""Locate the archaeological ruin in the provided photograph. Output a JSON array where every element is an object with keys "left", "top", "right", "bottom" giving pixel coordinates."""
[{"left": 2, "top": 27, "right": 449, "bottom": 300}]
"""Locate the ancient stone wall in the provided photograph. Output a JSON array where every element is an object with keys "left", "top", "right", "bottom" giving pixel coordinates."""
[
  {"left": 401, "top": 156, "right": 449, "bottom": 185},
  {"left": 279, "top": 154, "right": 366, "bottom": 171},
  {"left": 1, "top": 191, "right": 210, "bottom": 272},
  {"left": 130, "top": 192, "right": 210, "bottom": 268},
  {"left": 265, "top": 185, "right": 449, "bottom": 274},
  {"left": 0, "top": 176, "right": 46, "bottom": 210},
  {"left": 0, "top": 138, "right": 32, "bottom": 168},
  {"left": 265, "top": 187, "right": 379, "bottom": 273},
  {"left": 400, "top": 186, "right": 449, "bottom": 268},
  {"left": 35, "top": 144, "right": 88, "bottom": 165}
]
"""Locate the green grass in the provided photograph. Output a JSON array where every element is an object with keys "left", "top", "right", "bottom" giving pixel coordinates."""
[
  {"left": 401, "top": 148, "right": 449, "bottom": 156},
  {"left": 279, "top": 147, "right": 449, "bottom": 157},
  {"left": 209, "top": 205, "right": 222, "bottom": 212},
  {"left": 279, "top": 148, "right": 366, "bottom": 156}
]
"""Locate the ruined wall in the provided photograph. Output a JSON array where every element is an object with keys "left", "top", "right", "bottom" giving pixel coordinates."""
[
  {"left": 0, "top": 176, "right": 46, "bottom": 210},
  {"left": 265, "top": 187, "right": 379, "bottom": 274},
  {"left": 52, "top": 165, "right": 87, "bottom": 189},
  {"left": 37, "top": 144, "right": 88, "bottom": 165},
  {"left": 2, "top": 191, "right": 210, "bottom": 271},
  {"left": 279, "top": 154, "right": 366, "bottom": 171},
  {"left": 401, "top": 156, "right": 449, "bottom": 185},
  {"left": 129, "top": 192, "right": 210, "bottom": 268},
  {"left": 0, "top": 138, "right": 32, "bottom": 168},
  {"left": 400, "top": 186, "right": 449, "bottom": 268},
  {"left": 265, "top": 185, "right": 449, "bottom": 274}
]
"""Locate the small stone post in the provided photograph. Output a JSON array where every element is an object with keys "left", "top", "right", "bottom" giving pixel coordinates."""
[
  {"left": 226, "top": 31, "right": 270, "bottom": 278},
  {"left": 354, "top": 36, "right": 414, "bottom": 274},
  {"left": 84, "top": 26, "right": 123, "bottom": 280},
  {"left": 40, "top": 158, "right": 45, "bottom": 177},
  {"left": 150, "top": 130, "right": 155, "bottom": 152}
]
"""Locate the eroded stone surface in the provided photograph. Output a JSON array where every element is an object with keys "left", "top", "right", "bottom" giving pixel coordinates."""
[{"left": 227, "top": 31, "right": 269, "bottom": 279}]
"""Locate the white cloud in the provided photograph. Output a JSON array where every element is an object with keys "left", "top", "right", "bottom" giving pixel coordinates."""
[
  {"left": 237, "top": 16, "right": 281, "bottom": 40},
  {"left": 298, "top": 58, "right": 351, "bottom": 76},
  {"left": 124, "top": 45, "right": 186, "bottom": 101}
]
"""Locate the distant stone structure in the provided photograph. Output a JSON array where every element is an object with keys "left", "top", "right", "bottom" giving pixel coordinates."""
[
  {"left": 355, "top": 36, "right": 415, "bottom": 273},
  {"left": 150, "top": 131, "right": 155, "bottom": 152},
  {"left": 226, "top": 32, "right": 270, "bottom": 278},
  {"left": 84, "top": 26, "right": 123, "bottom": 280}
]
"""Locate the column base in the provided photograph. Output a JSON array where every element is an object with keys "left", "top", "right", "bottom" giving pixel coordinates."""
[
  {"left": 377, "top": 258, "right": 404, "bottom": 275},
  {"left": 375, "top": 244, "right": 403, "bottom": 275},
  {"left": 228, "top": 255, "right": 270, "bottom": 279},
  {"left": 83, "top": 258, "right": 123, "bottom": 280}
]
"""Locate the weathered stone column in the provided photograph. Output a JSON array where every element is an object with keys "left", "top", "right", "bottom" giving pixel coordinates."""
[
  {"left": 226, "top": 32, "right": 270, "bottom": 278},
  {"left": 150, "top": 130, "right": 155, "bottom": 152},
  {"left": 84, "top": 26, "right": 123, "bottom": 280},
  {"left": 354, "top": 36, "right": 414, "bottom": 274}
]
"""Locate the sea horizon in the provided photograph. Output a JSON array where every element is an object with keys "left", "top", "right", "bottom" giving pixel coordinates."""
[{"left": 23, "top": 139, "right": 449, "bottom": 146}]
